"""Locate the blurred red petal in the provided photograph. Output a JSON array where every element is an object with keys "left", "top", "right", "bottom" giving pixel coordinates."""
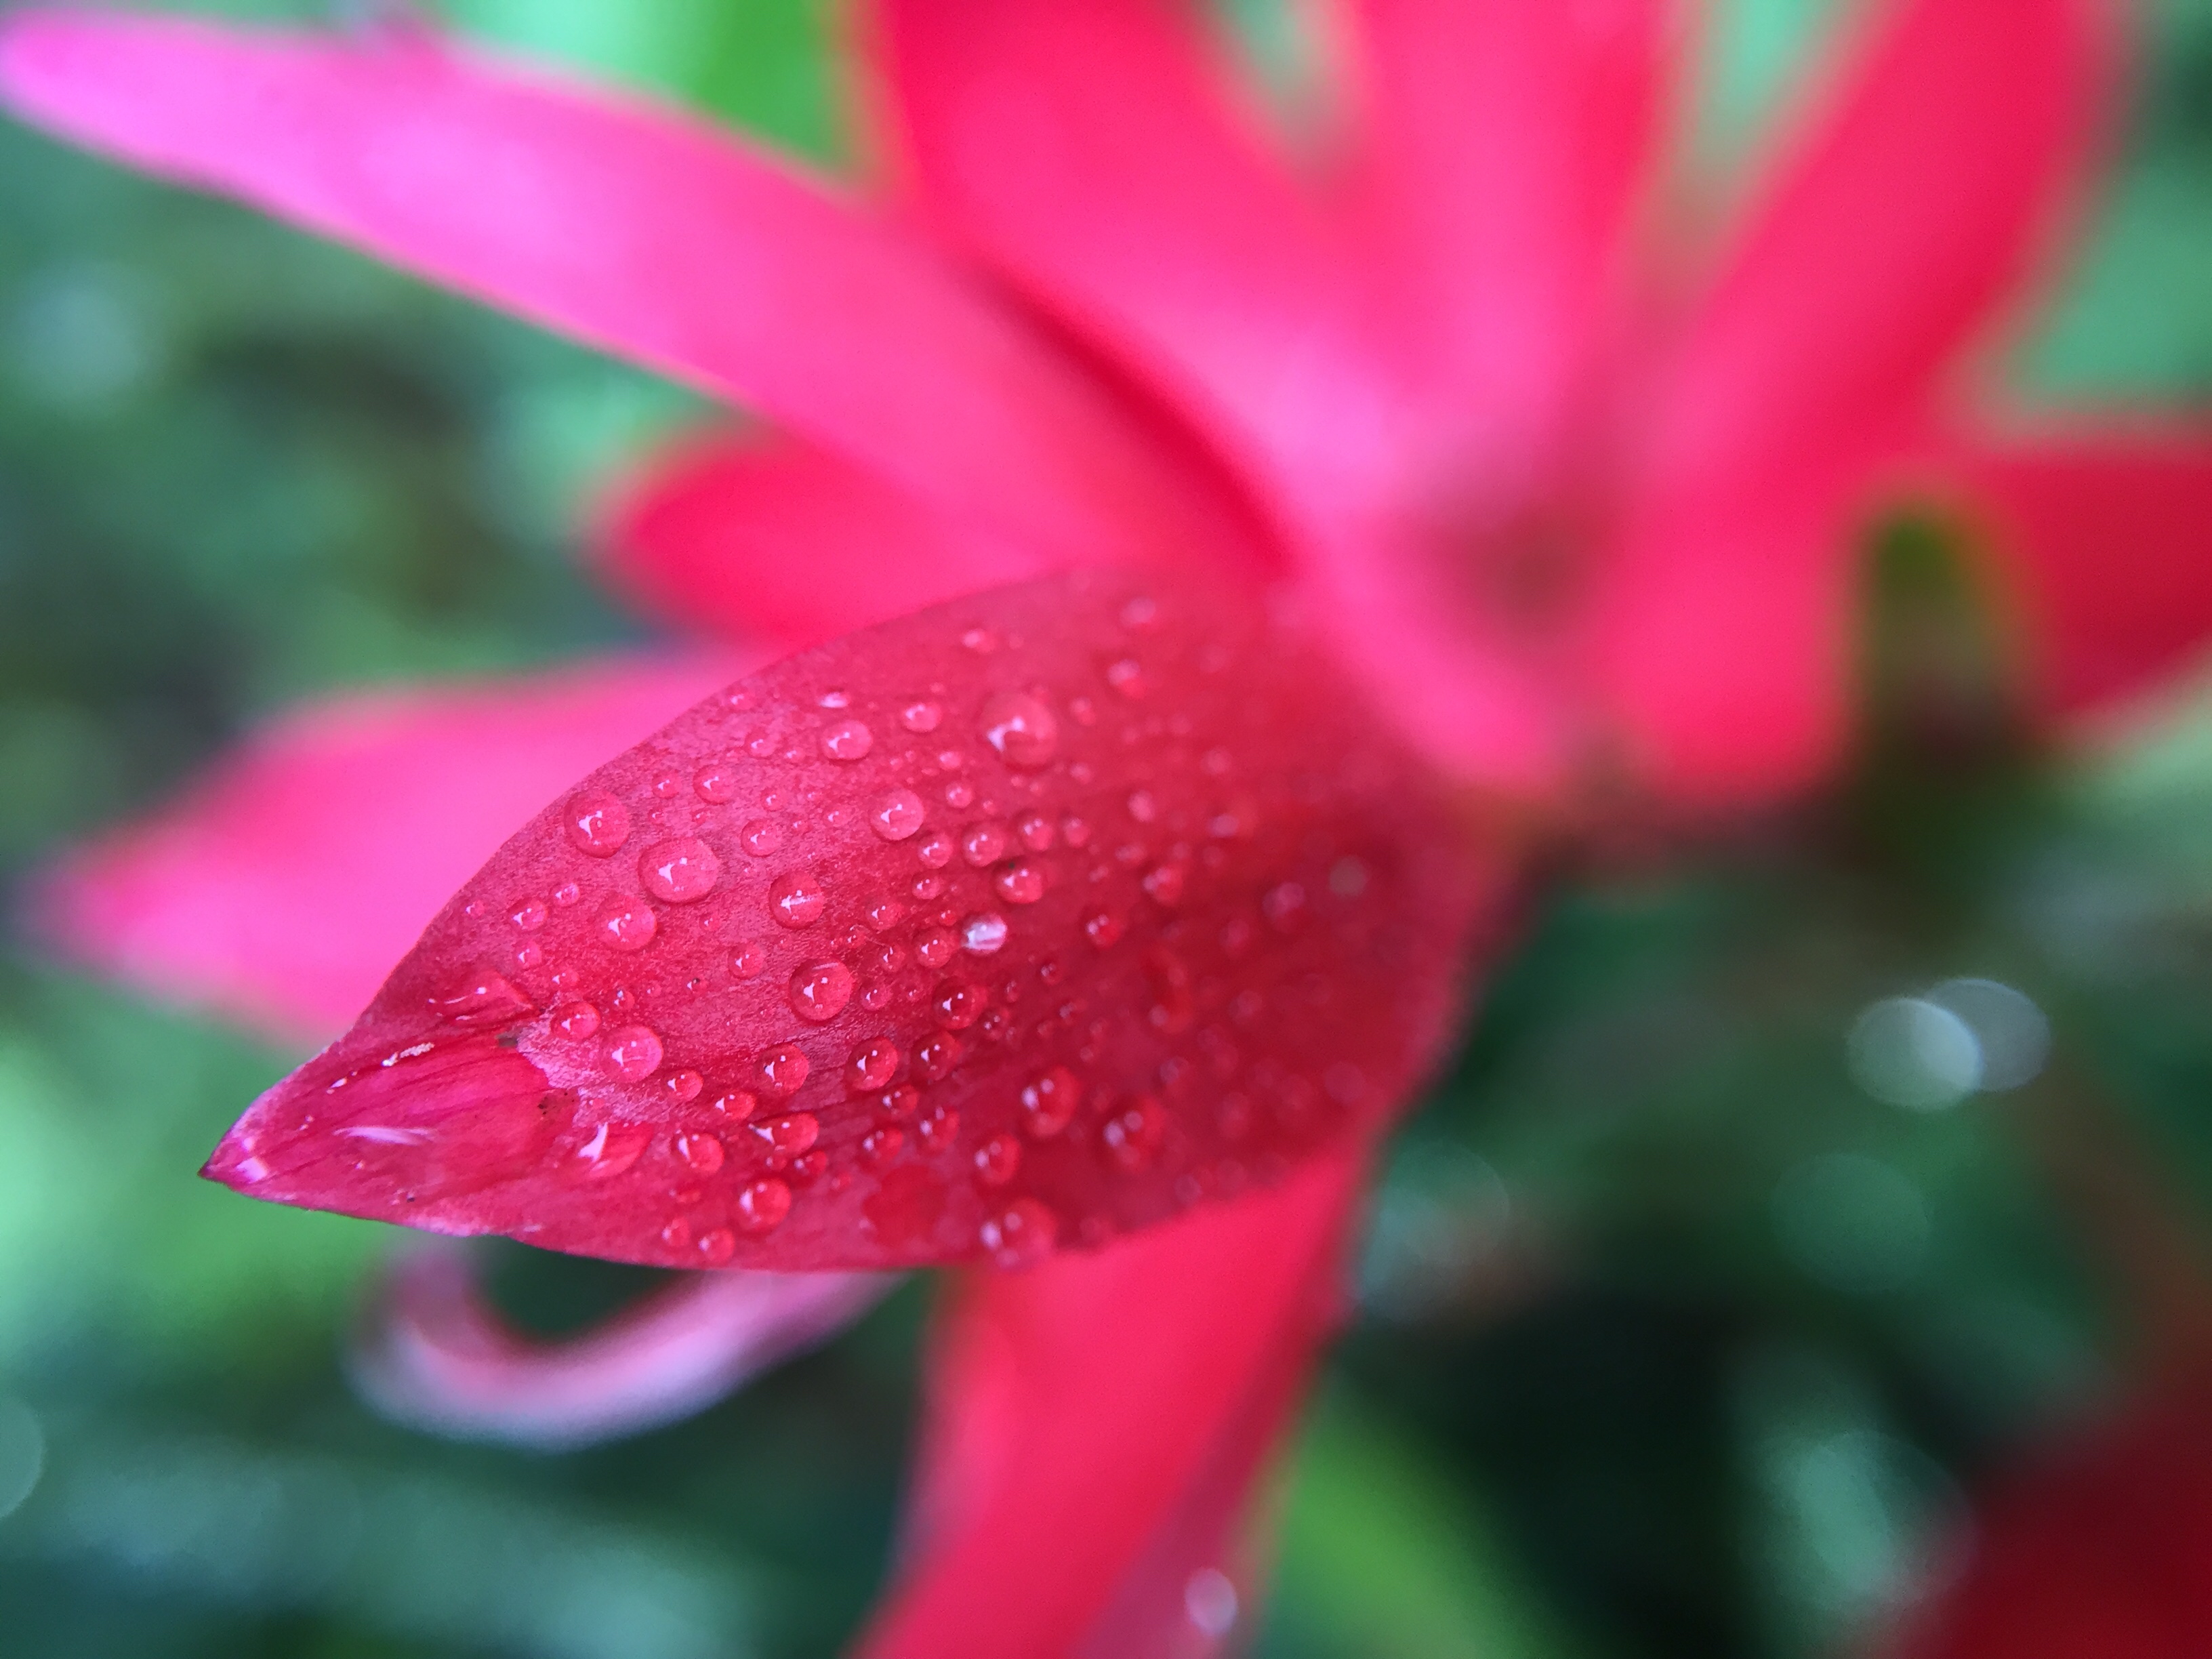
[
  {"left": 861, "top": 1143, "right": 1367, "bottom": 1659},
  {"left": 1942, "top": 426, "right": 2212, "bottom": 718},
  {"left": 1334, "top": 0, "right": 1677, "bottom": 445},
  {"left": 204, "top": 569, "right": 1510, "bottom": 1271},
  {"left": 351, "top": 1244, "right": 891, "bottom": 1450},
  {"left": 1596, "top": 0, "right": 2112, "bottom": 806},
  {"left": 0, "top": 8, "right": 1241, "bottom": 574},
  {"left": 33, "top": 655, "right": 743, "bottom": 1043},
  {"left": 596, "top": 428, "right": 1054, "bottom": 651}
]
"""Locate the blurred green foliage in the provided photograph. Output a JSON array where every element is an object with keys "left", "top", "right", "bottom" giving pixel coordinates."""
[{"left": 2, "top": 1, "right": 2211, "bottom": 1656}]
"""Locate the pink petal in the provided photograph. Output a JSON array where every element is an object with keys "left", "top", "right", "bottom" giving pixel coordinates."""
[
  {"left": 1332, "top": 0, "right": 1677, "bottom": 449},
  {"left": 0, "top": 8, "right": 1249, "bottom": 574},
  {"left": 1593, "top": 0, "right": 2112, "bottom": 805},
  {"left": 352, "top": 1244, "right": 891, "bottom": 1449},
  {"left": 1938, "top": 426, "right": 2212, "bottom": 718},
  {"left": 203, "top": 569, "right": 1512, "bottom": 1272},
  {"left": 596, "top": 428, "right": 1054, "bottom": 651},
  {"left": 859, "top": 1143, "right": 1368, "bottom": 1659},
  {"left": 863, "top": 0, "right": 1370, "bottom": 490},
  {"left": 33, "top": 655, "right": 745, "bottom": 1043}
]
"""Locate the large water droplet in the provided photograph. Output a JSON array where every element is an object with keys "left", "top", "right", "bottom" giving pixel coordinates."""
[
  {"left": 564, "top": 790, "right": 630, "bottom": 857},
  {"left": 731, "top": 940, "right": 768, "bottom": 979},
  {"left": 846, "top": 1036, "right": 901, "bottom": 1092},
  {"left": 861, "top": 1126, "right": 903, "bottom": 1167},
  {"left": 980, "top": 1197, "right": 1057, "bottom": 1268},
  {"left": 695, "top": 1227, "right": 738, "bottom": 1265},
  {"left": 552, "top": 1000, "right": 601, "bottom": 1040},
  {"left": 977, "top": 690, "right": 1060, "bottom": 769},
  {"left": 961, "top": 822, "right": 1010, "bottom": 866},
  {"left": 769, "top": 870, "right": 827, "bottom": 928},
  {"left": 820, "top": 719, "right": 874, "bottom": 761},
  {"left": 756, "top": 1042, "right": 810, "bottom": 1094},
  {"left": 640, "top": 838, "right": 720, "bottom": 904},
  {"left": 790, "top": 960, "right": 856, "bottom": 1023},
  {"left": 1020, "top": 1067, "right": 1080, "bottom": 1137},
  {"left": 693, "top": 762, "right": 738, "bottom": 803},
  {"left": 870, "top": 789, "right": 927, "bottom": 842},
  {"left": 1082, "top": 908, "right": 1125, "bottom": 949},
  {"left": 570, "top": 1120, "right": 651, "bottom": 1181},
  {"left": 431, "top": 972, "right": 534, "bottom": 1026},
  {"left": 602, "top": 1024, "right": 665, "bottom": 1080},
  {"left": 510, "top": 897, "right": 548, "bottom": 931},
  {"left": 972, "top": 1133, "right": 1021, "bottom": 1187},
  {"left": 899, "top": 699, "right": 944, "bottom": 733},
  {"left": 595, "top": 896, "right": 659, "bottom": 952},
  {"left": 915, "top": 1033, "right": 965, "bottom": 1082},
  {"left": 1104, "top": 659, "right": 1147, "bottom": 699},
  {"left": 1099, "top": 1095, "right": 1166, "bottom": 1172},
  {"left": 961, "top": 913, "right": 1010, "bottom": 954},
  {"left": 735, "top": 1179, "right": 792, "bottom": 1235},
  {"left": 675, "top": 1130, "right": 724, "bottom": 1174},
  {"left": 740, "top": 818, "right": 782, "bottom": 857}
]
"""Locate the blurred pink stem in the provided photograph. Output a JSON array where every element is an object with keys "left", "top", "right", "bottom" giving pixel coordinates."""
[{"left": 351, "top": 1244, "right": 894, "bottom": 1449}]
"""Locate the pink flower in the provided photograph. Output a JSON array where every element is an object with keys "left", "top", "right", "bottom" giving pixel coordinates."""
[{"left": 5, "top": 1, "right": 2209, "bottom": 1653}]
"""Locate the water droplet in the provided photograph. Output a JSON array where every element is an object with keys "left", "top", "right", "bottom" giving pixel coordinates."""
[
  {"left": 571, "top": 1120, "right": 653, "bottom": 1181},
  {"left": 663, "top": 1070, "right": 704, "bottom": 1105},
  {"left": 464, "top": 899, "right": 487, "bottom": 920},
  {"left": 916, "top": 830, "right": 955, "bottom": 869},
  {"left": 934, "top": 979, "right": 987, "bottom": 1030},
  {"left": 820, "top": 719, "right": 874, "bottom": 761},
  {"left": 819, "top": 687, "right": 851, "bottom": 710},
  {"left": 552, "top": 1000, "right": 601, "bottom": 1040},
  {"left": 847, "top": 1036, "right": 901, "bottom": 1091},
  {"left": 1062, "top": 815, "right": 1094, "bottom": 849},
  {"left": 675, "top": 1130, "right": 724, "bottom": 1173},
  {"left": 696, "top": 1227, "right": 737, "bottom": 1265},
  {"left": 594, "top": 895, "right": 659, "bottom": 952},
  {"left": 712, "top": 1090, "right": 758, "bottom": 1122},
  {"left": 731, "top": 940, "right": 768, "bottom": 979},
  {"left": 973, "top": 1133, "right": 1021, "bottom": 1187},
  {"left": 1104, "top": 659, "right": 1147, "bottom": 699},
  {"left": 944, "top": 779, "right": 977, "bottom": 809},
  {"left": 1100, "top": 1095, "right": 1167, "bottom": 1172},
  {"left": 900, "top": 699, "right": 944, "bottom": 733},
  {"left": 916, "top": 927, "right": 958, "bottom": 968},
  {"left": 552, "top": 881, "right": 582, "bottom": 907},
  {"left": 602, "top": 1025, "right": 665, "bottom": 1081},
  {"left": 977, "top": 689, "right": 1060, "bottom": 769},
  {"left": 917, "top": 1104, "right": 960, "bottom": 1152},
  {"left": 862, "top": 1126, "right": 905, "bottom": 1167},
  {"left": 1127, "top": 789, "right": 1159, "bottom": 823},
  {"left": 640, "top": 838, "right": 720, "bottom": 903},
  {"left": 1015, "top": 812, "right": 1055, "bottom": 852},
  {"left": 510, "top": 897, "right": 548, "bottom": 931},
  {"left": 960, "top": 626, "right": 998, "bottom": 654},
  {"left": 1143, "top": 862, "right": 1188, "bottom": 907},
  {"left": 868, "top": 788, "right": 927, "bottom": 843},
  {"left": 962, "top": 913, "right": 1010, "bottom": 954},
  {"left": 565, "top": 790, "right": 632, "bottom": 857},
  {"left": 661, "top": 1216, "right": 693, "bottom": 1250},
  {"left": 1021, "top": 1067, "right": 1080, "bottom": 1137},
  {"left": 1083, "top": 908, "right": 1125, "bottom": 949},
  {"left": 690, "top": 763, "right": 735, "bottom": 803},
  {"left": 790, "top": 960, "right": 856, "bottom": 1023},
  {"left": 432, "top": 972, "right": 534, "bottom": 1025},
  {"left": 750, "top": 1113, "right": 819, "bottom": 1157},
  {"left": 733, "top": 817, "right": 779, "bottom": 858},
  {"left": 913, "top": 874, "right": 947, "bottom": 901},
  {"left": 735, "top": 1179, "right": 792, "bottom": 1235},
  {"left": 961, "top": 822, "right": 1010, "bottom": 866},
  {"left": 878, "top": 1084, "right": 921, "bottom": 1120},
  {"left": 769, "top": 870, "right": 827, "bottom": 928},
  {"left": 864, "top": 895, "right": 909, "bottom": 932},
  {"left": 980, "top": 1197, "right": 1057, "bottom": 1268},
  {"left": 995, "top": 859, "right": 1047, "bottom": 904},
  {"left": 915, "top": 1033, "right": 965, "bottom": 1081},
  {"left": 756, "top": 1043, "right": 810, "bottom": 1094}
]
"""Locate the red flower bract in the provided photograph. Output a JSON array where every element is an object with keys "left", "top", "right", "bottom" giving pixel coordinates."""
[{"left": 203, "top": 569, "right": 1506, "bottom": 1270}]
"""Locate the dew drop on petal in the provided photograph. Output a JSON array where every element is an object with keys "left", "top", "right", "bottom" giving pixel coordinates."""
[
  {"left": 962, "top": 913, "right": 1010, "bottom": 954},
  {"left": 1104, "top": 659, "right": 1147, "bottom": 699},
  {"left": 1142, "top": 862, "right": 1188, "bottom": 907},
  {"left": 595, "top": 896, "right": 659, "bottom": 953},
  {"left": 756, "top": 1043, "right": 810, "bottom": 1095},
  {"left": 552, "top": 1000, "right": 601, "bottom": 1041},
  {"left": 510, "top": 897, "right": 547, "bottom": 931},
  {"left": 935, "top": 979, "right": 987, "bottom": 1031},
  {"left": 739, "top": 817, "right": 782, "bottom": 857},
  {"left": 917, "top": 1105, "right": 960, "bottom": 1152},
  {"left": 862, "top": 1126, "right": 904, "bottom": 1167},
  {"left": 820, "top": 719, "right": 874, "bottom": 761},
  {"left": 916, "top": 830, "right": 955, "bottom": 869},
  {"left": 980, "top": 1197, "right": 1057, "bottom": 1268},
  {"left": 640, "top": 838, "right": 720, "bottom": 903},
  {"left": 1099, "top": 1095, "right": 1167, "bottom": 1172},
  {"left": 565, "top": 790, "right": 631, "bottom": 857},
  {"left": 735, "top": 1179, "right": 792, "bottom": 1235},
  {"left": 552, "top": 881, "right": 582, "bottom": 908},
  {"left": 693, "top": 762, "right": 738, "bottom": 803},
  {"left": 916, "top": 928, "right": 958, "bottom": 968},
  {"left": 870, "top": 789, "right": 927, "bottom": 842},
  {"left": 696, "top": 1227, "right": 737, "bottom": 1265},
  {"left": 1016, "top": 813, "right": 1055, "bottom": 852},
  {"left": 996, "top": 859, "right": 1047, "bottom": 905},
  {"left": 712, "top": 1090, "right": 758, "bottom": 1122},
  {"left": 1083, "top": 908, "right": 1125, "bottom": 949},
  {"left": 915, "top": 1033, "right": 965, "bottom": 1082},
  {"left": 961, "top": 822, "right": 1010, "bottom": 866},
  {"left": 846, "top": 1036, "right": 901, "bottom": 1092},
  {"left": 602, "top": 1024, "right": 665, "bottom": 1081},
  {"left": 973, "top": 1133, "right": 1021, "bottom": 1187},
  {"left": 790, "top": 960, "right": 856, "bottom": 1023},
  {"left": 769, "top": 870, "right": 827, "bottom": 928},
  {"left": 879, "top": 1084, "right": 921, "bottom": 1120},
  {"left": 1021, "top": 1067, "right": 1080, "bottom": 1137},
  {"left": 899, "top": 699, "right": 944, "bottom": 733},
  {"left": 675, "top": 1130, "right": 724, "bottom": 1174},
  {"left": 663, "top": 1069, "right": 703, "bottom": 1104},
  {"left": 977, "top": 689, "right": 1060, "bottom": 769},
  {"left": 731, "top": 941, "right": 768, "bottom": 979}
]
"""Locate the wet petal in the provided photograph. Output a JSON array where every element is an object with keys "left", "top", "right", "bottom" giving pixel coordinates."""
[
  {"left": 861, "top": 1143, "right": 1367, "bottom": 1659},
  {"left": 204, "top": 569, "right": 1511, "bottom": 1271},
  {"left": 1940, "top": 425, "right": 2212, "bottom": 718},
  {"left": 352, "top": 1244, "right": 892, "bottom": 1450},
  {"left": 1596, "top": 0, "right": 2112, "bottom": 804},
  {"left": 0, "top": 8, "right": 1248, "bottom": 573},
  {"left": 32, "top": 655, "right": 743, "bottom": 1043},
  {"left": 596, "top": 428, "right": 1054, "bottom": 651}
]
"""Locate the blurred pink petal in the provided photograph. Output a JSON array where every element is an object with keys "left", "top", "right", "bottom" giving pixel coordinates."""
[
  {"left": 859, "top": 1145, "right": 1366, "bottom": 1659},
  {"left": 1596, "top": 0, "right": 2113, "bottom": 806},
  {"left": 352, "top": 1244, "right": 893, "bottom": 1450},
  {"left": 32, "top": 655, "right": 745, "bottom": 1043},
  {"left": 596, "top": 428, "right": 1055, "bottom": 651},
  {"left": 1942, "top": 426, "right": 2212, "bottom": 718},
  {"left": 0, "top": 7, "right": 1250, "bottom": 577}
]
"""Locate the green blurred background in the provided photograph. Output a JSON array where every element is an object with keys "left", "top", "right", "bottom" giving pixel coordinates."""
[{"left": 3, "top": 1, "right": 2211, "bottom": 1654}]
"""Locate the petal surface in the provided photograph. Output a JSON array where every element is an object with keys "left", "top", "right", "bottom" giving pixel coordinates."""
[
  {"left": 1595, "top": 0, "right": 2111, "bottom": 805},
  {"left": 860, "top": 1143, "right": 1368, "bottom": 1659},
  {"left": 1939, "top": 426, "right": 2212, "bottom": 718},
  {"left": 596, "top": 428, "right": 1054, "bottom": 651},
  {"left": 1332, "top": 0, "right": 1677, "bottom": 449},
  {"left": 33, "top": 655, "right": 743, "bottom": 1044},
  {"left": 0, "top": 9, "right": 1247, "bottom": 573},
  {"left": 205, "top": 569, "right": 1511, "bottom": 1272},
  {"left": 352, "top": 1244, "right": 891, "bottom": 1450}
]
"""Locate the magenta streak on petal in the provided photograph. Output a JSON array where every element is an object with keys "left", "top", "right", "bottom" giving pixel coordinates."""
[{"left": 351, "top": 1244, "right": 893, "bottom": 1450}]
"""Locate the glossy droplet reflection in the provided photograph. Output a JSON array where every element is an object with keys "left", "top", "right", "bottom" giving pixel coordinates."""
[
  {"left": 769, "top": 870, "right": 827, "bottom": 928},
  {"left": 870, "top": 789, "right": 927, "bottom": 842},
  {"left": 602, "top": 1024, "right": 665, "bottom": 1081},
  {"left": 564, "top": 790, "right": 630, "bottom": 857},
  {"left": 981, "top": 1197, "right": 1057, "bottom": 1268},
  {"left": 790, "top": 960, "right": 856, "bottom": 1023},
  {"left": 819, "top": 719, "right": 874, "bottom": 761},
  {"left": 977, "top": 689, "right": 1060, "bottom": 769},
  {"left": 639, "top": 838, "right": 720, "bottom": 903}
]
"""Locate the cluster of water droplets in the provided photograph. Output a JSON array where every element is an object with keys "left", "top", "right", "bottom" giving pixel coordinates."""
[{"left": 247, "top": 577, "right": 1483, "bottom": 1272}]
